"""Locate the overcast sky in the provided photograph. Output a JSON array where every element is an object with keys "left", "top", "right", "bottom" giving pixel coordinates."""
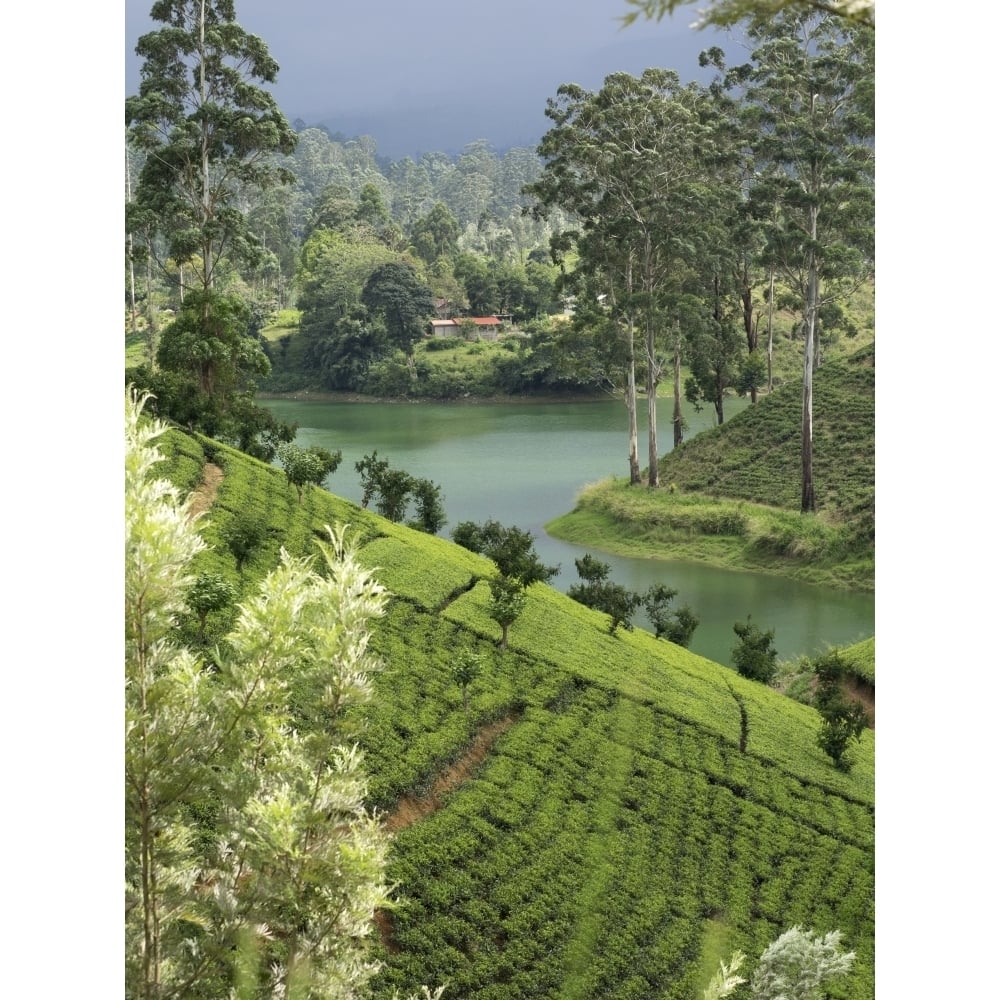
[{"left": 125, "top": 0, "right": 731, "bottom": 157}]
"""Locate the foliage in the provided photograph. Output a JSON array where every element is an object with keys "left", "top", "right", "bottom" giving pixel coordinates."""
[
  {"left": 703, "top": 951, "right": 746, "bottom": 1000},
  {"left": 703, "top": 924, "right": 855, "bottom": 1000},
  {"left": 355, "top": 451, "right": 446, "bottom": 533},
  {"left": 126, "top": 0, "right": 298, "bottom": 433},
  {"left": 643, "top": 583, "right": 700, "bottom": 647},
  {"left": 408, "top": 476, "right": 448, "bottom": 534},
  {"left": 184, "top": 571, "right": 237, "bottom": 644},
  {"left": 567, "top": 554, "right": 642, "bottom": 635},
  {"left": 277, "top": 441, "right": 342, "bottom": 502},
  {"left": 736, "top": 11, "right": 874, "bottom": 511},
  {"left": 737, "top": 349, "right": 769, "bottom": 399},
  {"left": 657, "top": 348, "right": 874, "bottom": 555},
  {"left": 453, "top": 651, "right": 483, "bottom": 713},
  {"left": 295, "top": 227, "right": 399, "bottom": 389},
  {"left": 620, "top": 0, "right": 874, "bottom": 31},
  {"left": 361, "top": 261, "right": 436, "bottom": 358},
  {"left": 837, "top": 636, "right": 875, "bottom": 685},
  {"left": 451, "top": 519, "right": 558, "bottom": 587},
  {"left": 152, "top": 419, "right": 875, "bottom": 1000},
  {"left": 220, "top": 509, "right": 269, "bottom": 570},
  {"left": 142, "top": 289, "right": 296, "bottom": 460},
  {"left": 125, "top": 387, "right": 397, "bottom": 999},
  {"left": 813, "top": 652, "right": 869, "bottom": 771},
  {"left": 357, "top": 451, "right": 415, "bottom": 521},
  {"left": 732, "top": 616, "right": 779, "bottom": 683},
  {"left": 487, "top": 575, "right": 529, "bottom": 651},
  {"left": 526, "top": 68, "right": 720, "bottom": 486},
  {"left": 126, "top": 0, "right": 297, "bottom": 289},
  {"left": 751, "top": 925, "right": 855, "bottom": 999}
]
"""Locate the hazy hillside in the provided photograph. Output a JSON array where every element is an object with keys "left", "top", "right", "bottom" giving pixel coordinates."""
[{"left": 161, "top": 425, "right": 874, "bottom": 1000}]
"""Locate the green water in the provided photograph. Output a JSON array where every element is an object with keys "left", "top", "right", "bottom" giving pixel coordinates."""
[{"left": 259, "top": 395, "right": 874, "bottom": 667}]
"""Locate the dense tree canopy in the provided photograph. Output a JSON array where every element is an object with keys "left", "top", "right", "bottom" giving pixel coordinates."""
[{"left": 361, "top": 261, "right": 436, "bottom": 358}]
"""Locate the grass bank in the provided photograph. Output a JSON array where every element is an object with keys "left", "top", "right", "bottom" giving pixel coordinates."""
[{"left": 547, "top": 479, "right": 874, "bottom": 593}]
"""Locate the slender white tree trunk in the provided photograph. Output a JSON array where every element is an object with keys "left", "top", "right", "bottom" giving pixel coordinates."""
[
  {"left": 626, "top": 317, "right": 640, "bottom": 485},
  {"left": 801, "top": 203, "right": 819, "bottom": 513},
  {"left": 766, "top": 268, "right": 775, "bottom": 393},
  {"left": 672, "top": 321, "right": 683, "bottom": 448},
  {"left": 126, "top": 139, "right": 138, "bottom": 333}
]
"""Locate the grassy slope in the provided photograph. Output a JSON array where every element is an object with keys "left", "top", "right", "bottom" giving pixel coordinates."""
[
  {"left": 549, "top": 344, "right": 875, "bottom": 592},
  {"left": 161, "top": 428, "right": 874, "bottom": 1000},
  {"left": 839, "top": 636, "right": 876, "bottom": 685}
]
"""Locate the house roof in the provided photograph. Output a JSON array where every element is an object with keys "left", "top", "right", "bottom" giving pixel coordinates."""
[{"left": 430, "top": 316, "right": 503, "bottom": 328}]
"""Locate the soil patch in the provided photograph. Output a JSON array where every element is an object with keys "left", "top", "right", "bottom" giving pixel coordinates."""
[
  {"left": 383, "top": 714, "right": 518, "bottom": 834},
  {"left": 188, "top": 462, "right": 224, "bottom": 518},
  {"left": 375, "top": 713, "right": 519, "bottom": 953},
  {"left": 844, "top": 675, "right": 875, "bottom": 728}
]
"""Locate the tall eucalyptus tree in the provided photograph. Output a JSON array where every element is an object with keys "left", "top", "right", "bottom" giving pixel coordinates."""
[
  {"left": 126, "top": 0, "right": 297, "bottom": 397},
  {"left": 527, "top": 70, "right": 714, "bottom": 486},
  {"left": 736, "top": 11, "right": 875, "bottom": 511},
  {"left": 127, "top": 0, "right": 298, "bottom": 296}
]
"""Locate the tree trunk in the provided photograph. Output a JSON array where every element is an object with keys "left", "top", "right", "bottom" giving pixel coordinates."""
[
  {"left": 144, "top": 233, "right": 158, "bottom": 366},
  {"left": 625, "top": 314, "right": 641, "bottom": 485},
  {"left": 801, "top": 207, "right": 819, "bottom": 514},
  {"left": 672, "top": 328, "right": 683, "bottom": 448},
  {"left": 646, "top": 325, "right": 659, "bottom": 489},
  {"left": 740, "top": 257, "right": 758, "bottom": 402},
  {"left": 644, "top": 237, "right": 659, "bottom": 488},
  {"left": 126, "top": 140, "right": 138, "bottom": 334},
  {"left": 766, "top": 268, "right": 775, "bottom": 394}
]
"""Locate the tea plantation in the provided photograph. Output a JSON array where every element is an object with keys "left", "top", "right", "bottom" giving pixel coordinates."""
[
  {"left": 549, "top": 345, "right": 875, "bottom": 591},
  {"left": 161, "top": 426, "right": 874, "bottom": 1000}
]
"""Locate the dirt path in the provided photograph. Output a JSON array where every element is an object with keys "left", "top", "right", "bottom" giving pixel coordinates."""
[
  {"left": 376, "top": 713, "right": 519, "bottom": 953},
  {"left": 383, "top": 714, "right": 518, "bottom": 834},
  {"left": 187, "top": 462, "right": 224, "bottom": 518}
]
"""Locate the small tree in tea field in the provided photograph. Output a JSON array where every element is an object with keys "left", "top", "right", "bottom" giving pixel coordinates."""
[
  {"left": 567, "top": 554, "right": 641, "bottom": 635},
  {"left": 643, "top": 583, "right": 700, "bottom": 647},
  {"left": 452, "top": 651, "right": 483, "bottom": 713},
  {"left": 732, "top": 615, "right": 779, "bottom": 683},
  {"left": 278, "top": 442, "right": 342, "bottom": 502},
  {"left": 488, "top": 575, "right": 528, "bottom": 652},
  {"left": 813, "top": 651, "right": 869, "bottom": 771}
]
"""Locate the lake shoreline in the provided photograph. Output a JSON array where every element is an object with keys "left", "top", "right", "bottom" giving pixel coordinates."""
[{"left": 256, "top": 389, "right": 670, "bottom": 406}]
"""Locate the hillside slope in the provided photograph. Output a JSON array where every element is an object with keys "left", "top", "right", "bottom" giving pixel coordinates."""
[
  {"left": 660, "top": 344, "right": 874, "bottom": 530},
  {"left": 548, "top": 345, "right": 874, "bottom": 591},
  {"left": 161, "top": 427, "right": 875, "bottom": 1000}
]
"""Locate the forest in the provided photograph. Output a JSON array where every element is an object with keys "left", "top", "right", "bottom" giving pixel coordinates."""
[{"left": 124, "top": 2, "right": 875, "bottom": 999}]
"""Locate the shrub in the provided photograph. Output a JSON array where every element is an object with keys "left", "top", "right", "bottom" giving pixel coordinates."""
[
  {"left": 732, "top": 616, "right": 779, "bottom": 683},
  {"left": 813, "top": 652, "right": 869, "bottom": 771},
  {"left": 277, "top": 442, "right": 342, "bottom": 502}
]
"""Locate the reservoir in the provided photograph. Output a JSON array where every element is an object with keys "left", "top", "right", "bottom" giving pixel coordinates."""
[{"left": 259, "top": 395, "right": 875, "bottom": 667}]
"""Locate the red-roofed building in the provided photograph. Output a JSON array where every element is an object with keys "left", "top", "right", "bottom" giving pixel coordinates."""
[{"left": 428, "top": 316, "right": 506, "bottom": 341}]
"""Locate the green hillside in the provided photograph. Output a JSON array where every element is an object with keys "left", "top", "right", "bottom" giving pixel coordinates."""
[
  {"left": 161, "top": 427, "right": 874, "bottom": 1000},
  {"left": 549, "top": 345, "right": 874, "bottom": 592},
  {"left": 659, "top": 346, "right": 874, "bottom": 525}
]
